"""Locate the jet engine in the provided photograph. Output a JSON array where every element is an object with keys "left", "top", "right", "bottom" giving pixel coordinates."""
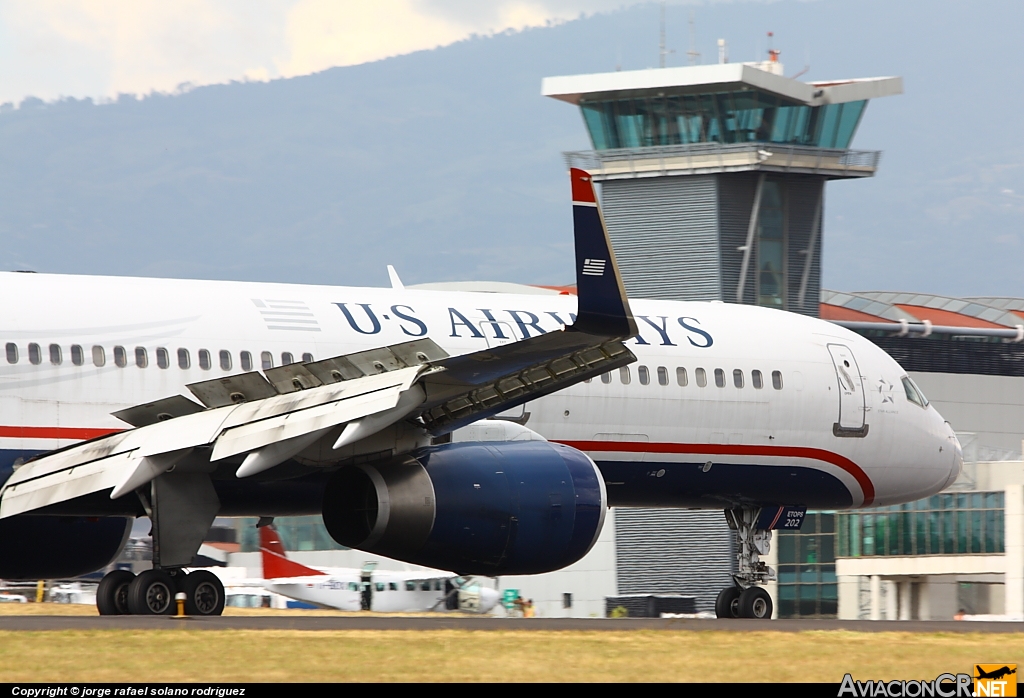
[
  {"left": 0, "top": 515, "right": 132, "bottom": 579},
  {"left": 322, "top": 441, "right": 606, "bottom": 576}
]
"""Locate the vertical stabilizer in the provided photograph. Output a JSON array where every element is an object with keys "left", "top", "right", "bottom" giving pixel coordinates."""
[
  {"left": 569, "top": 168, "right": 637, "bottom": 339},
  {"left": 259, "top": 525, "right": 326, "bottom": 579}
]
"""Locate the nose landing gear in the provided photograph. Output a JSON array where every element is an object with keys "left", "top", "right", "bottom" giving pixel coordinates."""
[{"left": 715, "top": 507, "right": 776, "bottom": 619}]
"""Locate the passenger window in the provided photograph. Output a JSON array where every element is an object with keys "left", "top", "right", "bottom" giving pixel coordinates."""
[
  {"left": 752, "top": 370, "right": 763, "bottom": 389},
  {"left": 601, "top": 372, "right": 612, "bottom": 384},
  {"left": 638, "top": 366, "right": 650, "bottom": 385},
  {"left": 619, "top": 367, "right": 631, "bottom": 385},
  {"left": 695, "top": 367, "right": 707, "bottom": 387},
  {"left": 28, "top": 343, "right": 41, "bottom": 365},
  {"left": 113, "top": 346, "right": 127, "bottom": 368},
  {"left": 156, "top": 348, "right": 169, "bottom": 369},
  {"left": 177, "top": 348, "right": 190, "bottom": 370},
  {"left": 657, "top": 366, "right": 668, "bottom": 386},
  {"left": 198, "top": 349, "right": 212, "bottom": 371},
  {"left": 49, "top": 344, "right": 62, "bottom": 365},
  {"left": 219, "top": 350, "right": 232, "bottom": 371},
  {"left": 772, "top": 370, "right": 783, "bottom": 390},
  {"left": 733, "top": 369, "right": 744, "bottom": 388},
  {"left": 421, "top": 581, "right": 431, "bottom": 591},
  {"left": 71, "top": 345, "right": 84, "bottom": 366},
  {"left": 405, "top": 581, "right": 416, "bottom": 591},
  {"left": 714, "top": 368, "right": 725, "bottom": 388},
  {"left": 135, "top": 347, "right": 148, "bottom": 368},
  {"left": 261, "top": 351, "right": 274, "bottom": 370},
  {"left": 375, "top": 582, "right": 385, "bottom": 592},
  {"left": 347, "top": 582, "right": 359, "bottom": 592},
  {"left": 389, "top": 582, "right": 398, "bottom": 591},
  {"left": 92, "top": 346, "right": 105, "bottom": 367},
  {"left": 302, "top": 352, "right": 314, "bottom": 363},
  {"left": 433, "top": 579, "right": 441, "bottom": 591},
  {"left": 281, "top": 352, "right": 294, "bottom": 365},
  {"left": 5, "top": 343, "right": 17, "bottom": 364},
  {"left": 676, "top": 367, "right": 688, "bottom": 387},
  {"left": 240, "top": 351, "right": 253, "bottom": 371}
]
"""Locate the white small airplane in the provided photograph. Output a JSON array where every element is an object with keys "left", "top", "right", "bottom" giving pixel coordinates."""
[{"left": 259, "top": 524, "right": 500, "bottom": 613}]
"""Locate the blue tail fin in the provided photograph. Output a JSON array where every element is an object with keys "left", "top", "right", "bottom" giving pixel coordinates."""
[{"left": 569, "top": 168, "right": 637, "bottom": 339}]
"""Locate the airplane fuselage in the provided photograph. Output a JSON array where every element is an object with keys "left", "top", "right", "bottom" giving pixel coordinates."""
[{"left": 0, "top": 271, "right": 960, "bottom": 514}]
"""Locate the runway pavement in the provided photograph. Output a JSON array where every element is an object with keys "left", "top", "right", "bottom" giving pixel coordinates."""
[{"left": 1, "top": 615, "right": 1022, "bottom": 632}]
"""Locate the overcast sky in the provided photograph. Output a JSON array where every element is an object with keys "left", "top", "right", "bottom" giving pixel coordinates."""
[{"left": 0, "top": 0, "right": 677, "bottom": 105}]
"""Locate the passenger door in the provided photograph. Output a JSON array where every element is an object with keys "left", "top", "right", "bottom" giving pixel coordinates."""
[{"left": 827, "top": 344, "right": 867, "bottom": 436}]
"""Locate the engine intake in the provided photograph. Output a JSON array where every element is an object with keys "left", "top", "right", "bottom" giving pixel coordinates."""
[{"left": 322, "top": 440, "right": 606, "bottom": 576}]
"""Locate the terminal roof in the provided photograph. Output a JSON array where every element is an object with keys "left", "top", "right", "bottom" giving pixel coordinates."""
[
  {"left": 821, "top": 290, "right": 1024, "bottom": 329},
  {"left": 542, "top": 64, "right": 902, "bottom": 107}
]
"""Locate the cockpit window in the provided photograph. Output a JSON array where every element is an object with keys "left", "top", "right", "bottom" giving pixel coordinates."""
[{"left": 901, "top": 376, "right": 928, "bottom": 408}]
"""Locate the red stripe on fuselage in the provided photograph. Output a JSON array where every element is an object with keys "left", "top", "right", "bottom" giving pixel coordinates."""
[
  {"left": 0, "top": 426, "right": 122, "bottom": 440},
  {"left": 555, "top": 440, "right": 875, "bottom": 506}
]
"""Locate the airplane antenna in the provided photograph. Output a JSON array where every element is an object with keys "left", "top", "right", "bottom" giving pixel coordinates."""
[
  {"left": 387, "top": 265, "right": 405, "bottom": 290},
  {"left": 767, "top": 31, "right": 781, "bottom": 64},
  {"left": 687, "top": 9, "right": 700, "bottom": 65}
]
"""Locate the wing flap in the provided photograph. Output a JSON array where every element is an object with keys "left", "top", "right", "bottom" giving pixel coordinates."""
[
  {"left": 210, "top": 381, "right": 408, "bottom": 462},
  {"left": 212, "top": 366, "right": 421, "bottom": 462},
  {"left": 419, "top": 333, "right": 632, "bottom": 434},
  {"left": 187, "top": 372, "right": 278, "bottom": 408},
  {"left": 112, "top": 395, "right": 205, "bottom": 427},
  {"left": 0, "top": 450, "right": 137, "bottom": 518}
]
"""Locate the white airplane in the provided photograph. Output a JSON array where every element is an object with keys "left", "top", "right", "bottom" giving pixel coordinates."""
[
  {"left": 258, "top": 524, "right": 500, "bottom": 613},
  {"left": 0, "top": 169, "right": 961, "bottom": 620}
]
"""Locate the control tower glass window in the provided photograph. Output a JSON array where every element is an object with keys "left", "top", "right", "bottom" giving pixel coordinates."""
[
  {"left": 757, "top": 181, "right": 785, "bottom": 309},
  {"left": 580, "top": 92, "right": 866, "bottom": 150}
]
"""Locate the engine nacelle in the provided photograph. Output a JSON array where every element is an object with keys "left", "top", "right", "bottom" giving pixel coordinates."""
[
  {"left": 322, "top": 441, "right": 606, "bottom": 576},
  {"left": 0, "top": 515, "right": 132, "bottom": 579}
]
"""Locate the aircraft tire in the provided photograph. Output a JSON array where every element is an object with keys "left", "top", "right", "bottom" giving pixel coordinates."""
[
  {"left": 127, "top": 569, "right": 176, "bottom": 615},
  {"left": 96, "top": 569, "right": 135, "bottom": 615},
  {"left": 737, "top": 586, "right": 773, "bottom": 619},
  {"left": 714, "top": 587, "right": 741, "bottom": 619},
  {"left": 182, "top": 570, "right": 225, "bottom": 616}
]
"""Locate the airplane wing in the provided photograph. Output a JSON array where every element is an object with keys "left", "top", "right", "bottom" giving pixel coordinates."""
[{"left": 0, "top": 168, "right": 636, "bottom": 520}]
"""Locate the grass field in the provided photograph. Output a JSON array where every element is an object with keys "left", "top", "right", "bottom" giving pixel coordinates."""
[{"left": 0, "top": 625, "right": 1019, "bottom": 681}]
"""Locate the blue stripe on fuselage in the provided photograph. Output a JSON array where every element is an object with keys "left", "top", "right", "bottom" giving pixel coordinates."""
[{"left": 596, "top": 460, "right": 854, "bottom": 509}]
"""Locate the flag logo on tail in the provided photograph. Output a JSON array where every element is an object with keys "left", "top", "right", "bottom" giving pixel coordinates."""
[{"left": 582, "top": 258, "right": 607, "bottom": 276}]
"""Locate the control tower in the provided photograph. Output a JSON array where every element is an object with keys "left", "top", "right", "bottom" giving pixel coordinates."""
[{"left": 543, "top": 56, "right": 901, "bottom": 317}]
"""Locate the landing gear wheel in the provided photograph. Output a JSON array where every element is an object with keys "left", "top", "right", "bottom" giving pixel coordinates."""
[
  {"left": 96, "top": 570, "right": 135, "bottom": 615},
  {"left": 127, "top": 569, "right": 176, "bottom": 615},
  {"left": 182, "top": 570, "right": 225, "bottom": 616},
  {"left": 738, "top": 586, "right": 773, "bottom": 619},
  {"left": 715, "top": 587, "right": 741, "bottom": 619}
]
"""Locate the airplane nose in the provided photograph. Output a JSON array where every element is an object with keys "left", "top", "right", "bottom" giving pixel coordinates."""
[{"left": 479, "top": 587, "right": 500, "bottom": 613}]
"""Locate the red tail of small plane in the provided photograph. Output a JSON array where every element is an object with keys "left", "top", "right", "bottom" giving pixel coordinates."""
[{"left": 259, "top": 525, "right": 326, "bottom": 579}]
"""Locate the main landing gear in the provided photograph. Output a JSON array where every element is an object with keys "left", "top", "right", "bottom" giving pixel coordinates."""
[
  {"left": 714, "top": 508, "right": 775, "bottom": 620},
  {"left": 96, "top": 568, "right": 225, "bottom": 616}
]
